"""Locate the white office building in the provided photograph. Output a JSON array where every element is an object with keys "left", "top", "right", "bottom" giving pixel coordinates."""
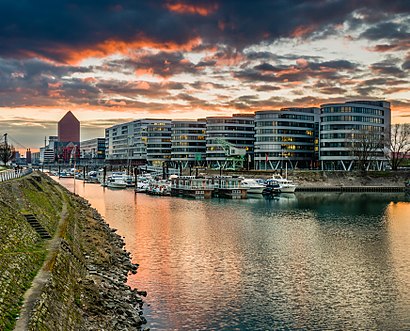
[
  {"left": 105, "top": 119, "right": 171, "bottom": 166},
  {"left": 206, "top": 114, "right": 254, "bottom": 169},
  {"left": 171, "top": 120, "right": 207, "bottom": 167},
  {"left": 319, "top": 100, "right": 391, "bottom": 170},
  {"left": 254, "top": 108, "right": 319, "bottom": 170}
]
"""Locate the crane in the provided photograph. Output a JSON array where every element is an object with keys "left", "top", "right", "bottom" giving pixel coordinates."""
[{"left": 214, "top": 137, "right": 246, "bottom": 170}]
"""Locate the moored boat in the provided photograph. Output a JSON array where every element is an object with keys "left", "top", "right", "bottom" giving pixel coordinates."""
[
  {"left": 106, "top": 173, "right": 127, "bottom": 189},
  {"left": 262, "top": 181, "right": 281, "bottom": 196},
  {"left": 212, "top": 176, "right": 247, "bottom": 199},
  {"left": 171, "top": 176, "right": 214, "bottom": 199},
  {"left": 240, "top": 178, "right": 266, "bottom": 194},
  {"left": 269, "top": 174, "right": 297, "bottom": 193},
  {"left": 146, "top": 180, "right": 171, "bottom": 196}
]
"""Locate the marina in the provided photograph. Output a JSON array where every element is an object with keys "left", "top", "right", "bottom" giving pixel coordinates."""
[{"left": 49, "top": 168, "right": 409, "bottom": 196}]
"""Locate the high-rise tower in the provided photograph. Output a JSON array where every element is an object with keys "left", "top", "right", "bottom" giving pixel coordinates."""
[{"left": 58, "top": 111, "right": 80, "bottom": 143}]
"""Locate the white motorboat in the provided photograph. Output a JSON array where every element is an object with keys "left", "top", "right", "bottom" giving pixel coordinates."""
[
  {"left": 106, "top": 173, "right": 127, "bottom": 189},
  {"left": 240, "top": 178, "right": 266, "bottom": 194},
  {"left": 270, "top": 174, "right": 297, "bottom": 193},
  {"left": 135, "top": 181, "right": 149, "bottom": 192}
]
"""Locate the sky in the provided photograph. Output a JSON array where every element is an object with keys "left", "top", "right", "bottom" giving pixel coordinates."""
[{"left": 0, "top": 0, "right": 409, "bottom": 151}]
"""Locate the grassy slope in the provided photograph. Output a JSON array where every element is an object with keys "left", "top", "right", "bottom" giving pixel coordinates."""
[{"left": 0, "top": 174, "right": 63, "bottom": 331}]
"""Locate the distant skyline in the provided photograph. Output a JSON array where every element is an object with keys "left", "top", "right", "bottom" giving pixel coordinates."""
[{"left": 0, "top": 0, "right": 409, "bottom": 150}]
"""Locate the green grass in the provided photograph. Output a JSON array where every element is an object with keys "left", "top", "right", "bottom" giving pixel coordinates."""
[
  {"left": 0, "top": 174, "right": 63, "bottom": 331},
  {"left": 0, "top": 251, "right": 46, "bottom": 331}
]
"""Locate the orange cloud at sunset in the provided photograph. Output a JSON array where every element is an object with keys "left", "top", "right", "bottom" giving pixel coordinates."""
[
  {"left": 291, "top": 25, "right": 317, "bottom": 38},
  {"left": 165, "top": 2, "right": 218, "bottom": 16},
  {"left": 36, "top": 37, "right": 203, "bottom": 65}
]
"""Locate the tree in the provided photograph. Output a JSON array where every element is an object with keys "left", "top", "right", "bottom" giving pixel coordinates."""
[
  {"left": 385, "top": 123, "right": 410, "bottom": 170},
  {"left": 349, "top": 129, "right": 385, "bottom": 172},
  {"left": 0, "top": 142, "right": 15, "bottom": 166}
]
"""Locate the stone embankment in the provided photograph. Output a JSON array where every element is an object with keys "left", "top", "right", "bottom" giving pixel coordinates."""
[
  {"left": 0, "top": 172, "right": 148, "bottom": 330},
  {"left": 206, "top": 169, "right": 409, "bottom": 188},
  {"left": 288, "top": 170, "right": 409, "bottom": 188}
]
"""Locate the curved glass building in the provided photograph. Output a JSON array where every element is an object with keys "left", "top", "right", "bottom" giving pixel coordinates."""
[
  {"left": 206, "top": 114, "right": 254, "bottom": 169},
  {"left": 254, "top": 108, "right": 319, "bottom": 170},
  {"left": 319, "top": 100, "right": 391, "bottom": 170}
]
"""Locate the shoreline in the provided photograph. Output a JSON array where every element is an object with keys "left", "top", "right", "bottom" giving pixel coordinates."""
[
  {"left": 72, "top": 195, "right": 148, "bottom": 330},
  {"left": 200, "top": 169, "right": 410, "bottom": 187},
  {"left": 9, "top": 173, "right": 149, "bottom": 330}
]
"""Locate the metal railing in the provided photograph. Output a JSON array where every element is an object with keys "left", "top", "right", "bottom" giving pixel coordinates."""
[{"left": 0, "top": 168, "right": 33, "bottom": 182}]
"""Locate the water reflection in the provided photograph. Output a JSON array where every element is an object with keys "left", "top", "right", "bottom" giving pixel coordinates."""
[{"left": 57, "top": 178, "right": 410, "bottom": 330}]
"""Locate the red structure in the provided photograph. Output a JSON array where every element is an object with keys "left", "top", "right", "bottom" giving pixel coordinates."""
[
  {"left": 61, "top": 143, "right": 80, "bottom": 163},
  {"left": 58, "top": 111, "right": 80, "bottom": 143},
  {"left": 26, "top": 148, "right": 32, "bottom": 164}
]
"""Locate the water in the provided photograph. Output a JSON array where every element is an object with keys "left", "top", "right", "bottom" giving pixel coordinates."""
[{"left": 59, "top": 178, "right": 410, "bottom": 330}]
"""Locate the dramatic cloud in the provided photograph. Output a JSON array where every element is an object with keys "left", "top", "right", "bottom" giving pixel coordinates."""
[
  {"left": 0, "top": 1, "right": 408, "bottom": 63},
  {"left": 0, "top": 0, "right": 409, "bottom": 149}
]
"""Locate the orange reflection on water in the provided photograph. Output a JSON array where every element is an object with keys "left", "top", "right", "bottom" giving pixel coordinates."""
[
  {"left": 57, "top": 178, "right": 410, "bottom": 330},
  {"left": 385, "top": 202, "right": 410, "bottom": 323}
]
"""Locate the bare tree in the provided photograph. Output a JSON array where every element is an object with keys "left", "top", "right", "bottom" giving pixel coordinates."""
[
  {"left": 350, "top": 129, "right": 385, "bottom": 172},
  {"left": 385, "top": 123, "right": 410, "bottom": 170}
]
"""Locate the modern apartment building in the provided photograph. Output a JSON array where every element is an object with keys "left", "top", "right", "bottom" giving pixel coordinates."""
[
  {"left": 105, "top": 119, "right": 171, "bottom": 166},
  {"left": 206, "top": 114, "right": 254, "bottom": 169},
  {"left": 146, "top": 120, "right": 172, "bottom": 167},
  {"left": 39, "top": 146, "right": 56, "bottom": 164},
  {"left": 105, "top": 122, "right": 131, "bottom": 163},
  {"left": 254, "top": 108, "right": 320, "bottom": 170},
  {"left": 171, "top": 120, "right": 207, "bottom": 167},
  {"left": 319, "top": 100, "right": 391, "bottom": 170},
  {"left": 80, "top": 138, "right": 106, "bottom": 159}
]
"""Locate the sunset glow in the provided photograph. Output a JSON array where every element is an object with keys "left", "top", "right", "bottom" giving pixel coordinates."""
[{"left": 0, "top": 1, "right": 409, "bottom": 149}]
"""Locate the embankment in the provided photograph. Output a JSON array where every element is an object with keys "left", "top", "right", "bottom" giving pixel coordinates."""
[
  {"left": 206, "top": 169, "right": 409, "bottom": 188},
  {"left": 0, "top": 172, "right": 146, "bottom": 330}
]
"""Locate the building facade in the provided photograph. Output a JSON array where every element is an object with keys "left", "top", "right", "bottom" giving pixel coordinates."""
[
  {"left": 171, "top": 120, "right": 207, "bottom": 167},
  {"left": 319, "top": 100, "right": 391, "bottom": 170},
  {"left": 80, "top": 138, "right": 106, "bottom": 159},
  {"left": 39, "top": 146, "right": 56, "bottom": 164},
  {"left": 254, "top": 108, "right": 319, "bottom": 170},
  {"left": 102, "top": 100, "right": 392, "bottom": 171},
  {"left": 146, "top": 120, "right": 172, "bottom": 167},
  {"left": 105, "top": 119, "right": 171, "bottom": 166},
  {"left": 206, "top": 114, "right": 254, "bottom": 169},
  {"left": 105, "top": 121, "right": 132, "bottom": 164}
]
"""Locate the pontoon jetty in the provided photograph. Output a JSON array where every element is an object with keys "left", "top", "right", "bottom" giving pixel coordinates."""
[{"left": 171, "top": 176, "right": 247, "bottom": 199}]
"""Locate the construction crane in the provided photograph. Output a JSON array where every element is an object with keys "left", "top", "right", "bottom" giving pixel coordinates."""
[{"left": 214, "top": 137, "right": 246, "bottom": 170}]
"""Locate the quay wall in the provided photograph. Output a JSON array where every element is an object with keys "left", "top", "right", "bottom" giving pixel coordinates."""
[
  {"left": 204, "top": 169, "right": 410, "bottom": 189},
  {"left": 0, "top": 173, "right": 145, "bottom": 331}
]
